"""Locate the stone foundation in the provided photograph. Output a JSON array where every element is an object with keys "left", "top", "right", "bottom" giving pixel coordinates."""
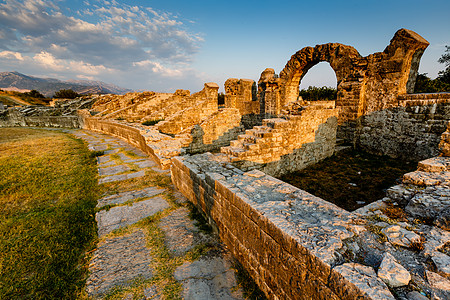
[{"left": 349, "top": 95, "right": 450, "bottom": 161}]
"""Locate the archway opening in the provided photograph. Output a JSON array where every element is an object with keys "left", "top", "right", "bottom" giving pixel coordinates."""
[{"left": 298, "top": 62, "right": 337, "bottom": 101}]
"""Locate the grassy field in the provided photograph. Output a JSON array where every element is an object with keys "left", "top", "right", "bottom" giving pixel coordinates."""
[
  {"left": 0, "top": 128, "right": 99, "bottom": 299},
  {"left": 280, "top": 149, "right": 418, "bottom": 211}
]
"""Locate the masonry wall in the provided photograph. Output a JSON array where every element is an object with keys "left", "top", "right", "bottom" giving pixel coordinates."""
[
  {"left": 156, "top": 83, "right": 219, "bottom": 135},
  {"left": 181, "top": 108, "right": 245, "bottom": 154},
  {"left": 171, "top": 153, "right": 373, "bottom": 300},
  {"left": 224, "top": 78, "right": 260, "bottom": 115},
  {"left": 222, "top": 104, "right": 338, "bottom": 177},
  {"left": 353, "top": 94, "right": 450, "bottom": 161}
]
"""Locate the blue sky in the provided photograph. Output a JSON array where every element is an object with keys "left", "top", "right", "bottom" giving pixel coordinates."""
[{"left": 0, "top": 0, "right": 449, "bottom": 93}]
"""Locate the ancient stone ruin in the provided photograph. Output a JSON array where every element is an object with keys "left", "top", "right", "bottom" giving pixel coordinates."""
[{"left": 1, "top": 28, "right": 449, "bottom": 300}]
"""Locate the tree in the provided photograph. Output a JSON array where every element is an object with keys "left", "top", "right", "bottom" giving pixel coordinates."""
[
  {"left": 437, "top": 45, "right": 450, "bottom": 84},
  {"left": 414, "top": 46, "right": 450, "bottom": 93},
  {"left": 53, "top": 89, "right": 80, "bottom": 99},
  {"left": 23, "top": 89, "right": 45, "bottom": 98},
  {"left": 298, "top": 86, "right": 337, "bottom": 101}
]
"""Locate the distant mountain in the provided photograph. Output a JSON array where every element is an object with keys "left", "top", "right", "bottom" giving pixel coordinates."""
[{"left": 0, "top": 71, "right": 133, "bottom": 96}]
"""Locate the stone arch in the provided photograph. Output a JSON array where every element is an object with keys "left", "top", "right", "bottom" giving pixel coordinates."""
[{"left": 279, "top": 43, "right": 362, "bottom": 105}]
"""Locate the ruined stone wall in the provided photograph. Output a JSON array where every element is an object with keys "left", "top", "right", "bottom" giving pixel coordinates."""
[
  {"left": 180, "top": 108, "right": 245, "bottom": 154},
  {"left": 257, "top": 68, "right": 282, "bottom": 116},
  {"left": 141, "top": 89, "right": 194, "bottom": 122},
  {"left": 81, "top": 113, "right": 165, "bottom": 168},
  {"left": 171, "top": 153, "right": 382, "bottom": 300},
  {"left": 0, "top": 108, "right": 81, "bottom": 128},
  {"left": 156, "top": 83, "right": 219, "bottom": 135},
  {"left": 352, "top": 94, "right": 450, "bottom": 161},
  {"left": 439, "top": 121, "right": 450, "bottom": 156},
  {"left": 221, "top": 104, "right": 338, "bottom": 177},
  {"left": 259, "top": 29, "right": 429, "bottom": 123},
  {"left": 224, "top": 78, "right": 260, "bottom": 115}
]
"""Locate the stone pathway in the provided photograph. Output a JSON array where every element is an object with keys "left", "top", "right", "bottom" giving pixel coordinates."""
[{"left": 72, "top": 130, "right": 243, "bottom": 299}]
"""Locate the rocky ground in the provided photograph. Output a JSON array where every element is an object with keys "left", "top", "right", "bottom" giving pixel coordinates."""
[
  {"left": 345, "top": 156, "right": 450, "bottom": 300},
  {"left": 72, "top": 130, "right": 243, "bottom": 299}
]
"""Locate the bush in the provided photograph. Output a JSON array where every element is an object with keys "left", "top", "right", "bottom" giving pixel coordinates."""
[
  {"left": 23, "top": 90, "right": 45, "bottom": 99},
  {"left": 53, "top": 89, "right": 80, "bottom": 99},
  {"left": 142, "top": 119, "right": 164, "bottom": 126}
]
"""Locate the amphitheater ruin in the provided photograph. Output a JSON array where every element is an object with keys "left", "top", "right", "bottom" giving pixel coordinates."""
[{"left": 1, "top": 29, "right": 449, "bottom": 299}]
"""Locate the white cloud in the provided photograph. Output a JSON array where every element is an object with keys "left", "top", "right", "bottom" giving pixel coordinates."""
[
  {"left": 133, "top": 60, "right": 183, "bottom": 77},
  {"left": 0, "top": 50, "right": 24, "bottom": 60},
  {"left": 0, "top": 0, "right": 203, "bottom": 88}
]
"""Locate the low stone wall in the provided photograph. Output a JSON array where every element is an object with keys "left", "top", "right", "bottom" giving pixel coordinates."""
[
  {"left": 82, "top": 115, "right": 164, "bottom": 168},
  {"left": 171, "top": 153, "right": 388, "bottom": 300},
  {"left": 354, "top": 99, "right": 450, "bottom": 161},
  {"left": 0, "top": 108, "right": 81, "bottom": 128}
]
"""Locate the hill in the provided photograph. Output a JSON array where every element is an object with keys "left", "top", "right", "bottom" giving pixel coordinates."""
[{"left": 0, "top": 71, "right": 133, "bottom": 97}]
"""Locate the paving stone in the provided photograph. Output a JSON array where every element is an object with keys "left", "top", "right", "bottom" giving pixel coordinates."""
[
  {"left": 158, "top": 207, "right": 214, "bottom": 257},
  {"left": 96, "top": 197, "right": 169, "bottom": 236},
  {"left": 86, "top": 230, "right": 153, "bottom": 298},
  {"left": 133, "top": 159, "right": 156, "bottom": 169},
  {"left": 99, "top": 170, "right": 146, "bottom": 184},
  {"left": 99, "top": 164, "right": 130, "bottom": 176},
  {"left": 97, "top": 155, "right": 113, "bottom": 164},
  {"left": 174, "top": 257, "right": 242, "bottom": 300},
  {"left": 97, "top": 187, "right": 165, "bottom": 208},
  {"left": 91, "top": 144, "right": 109, "bottom": 151}
]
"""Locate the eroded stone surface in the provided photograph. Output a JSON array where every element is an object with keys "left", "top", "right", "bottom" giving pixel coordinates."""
[
  {"left": 158, "top": 207, "right": 214, "bottom": 257},
  {"left": 333, "top": 263, "right": 395, "bottom": 300},
  {"left": 174, "top": 257, "right": 243, "bottom": 300},
  {"left": 96, "top": 197, "right": 169, "bottom": 236},
  {"left": 99, "top": 164, "right": 130, "bottom": 176},
  {"left": 99, "top": 170, "right": 146, "bottom": 184},
  {"left": 86, "top": 230, "right": 153, "bottom": 298},
  {"left": 97, "top": 187, "right": 164, "bottom": 208},
  {"left": 382, "top": 225, "right": 421, "bottom": 248}
]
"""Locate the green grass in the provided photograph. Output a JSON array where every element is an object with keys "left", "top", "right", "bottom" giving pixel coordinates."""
[
  {"left": 280, "top": 149, "right": 417, "bottom": 211},
  {"left": 0, "top": 128, "right": 99, "bottom": 299}
]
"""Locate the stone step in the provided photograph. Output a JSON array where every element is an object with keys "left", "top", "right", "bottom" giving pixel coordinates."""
[
  {"left": 417, "top": 157, "right": 450, "bottom": 173},
  {"left": 334, "top": 145, "right": 352, "bottom": 154},
  {"left": 336, "top": 138, "right": 345, "bottom": 146}
]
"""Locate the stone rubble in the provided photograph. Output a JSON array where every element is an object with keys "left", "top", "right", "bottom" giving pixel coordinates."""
[{"left": 377, "top": 252, "right": 411, "bottom": 287}]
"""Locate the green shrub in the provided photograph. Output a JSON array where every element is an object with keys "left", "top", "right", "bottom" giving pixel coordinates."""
[
  {"left": 53, "top": 89, "right": 80, "bottom": 99},
  {"left": 142, "top": 119, "right": 164, "bottom": 126}
]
